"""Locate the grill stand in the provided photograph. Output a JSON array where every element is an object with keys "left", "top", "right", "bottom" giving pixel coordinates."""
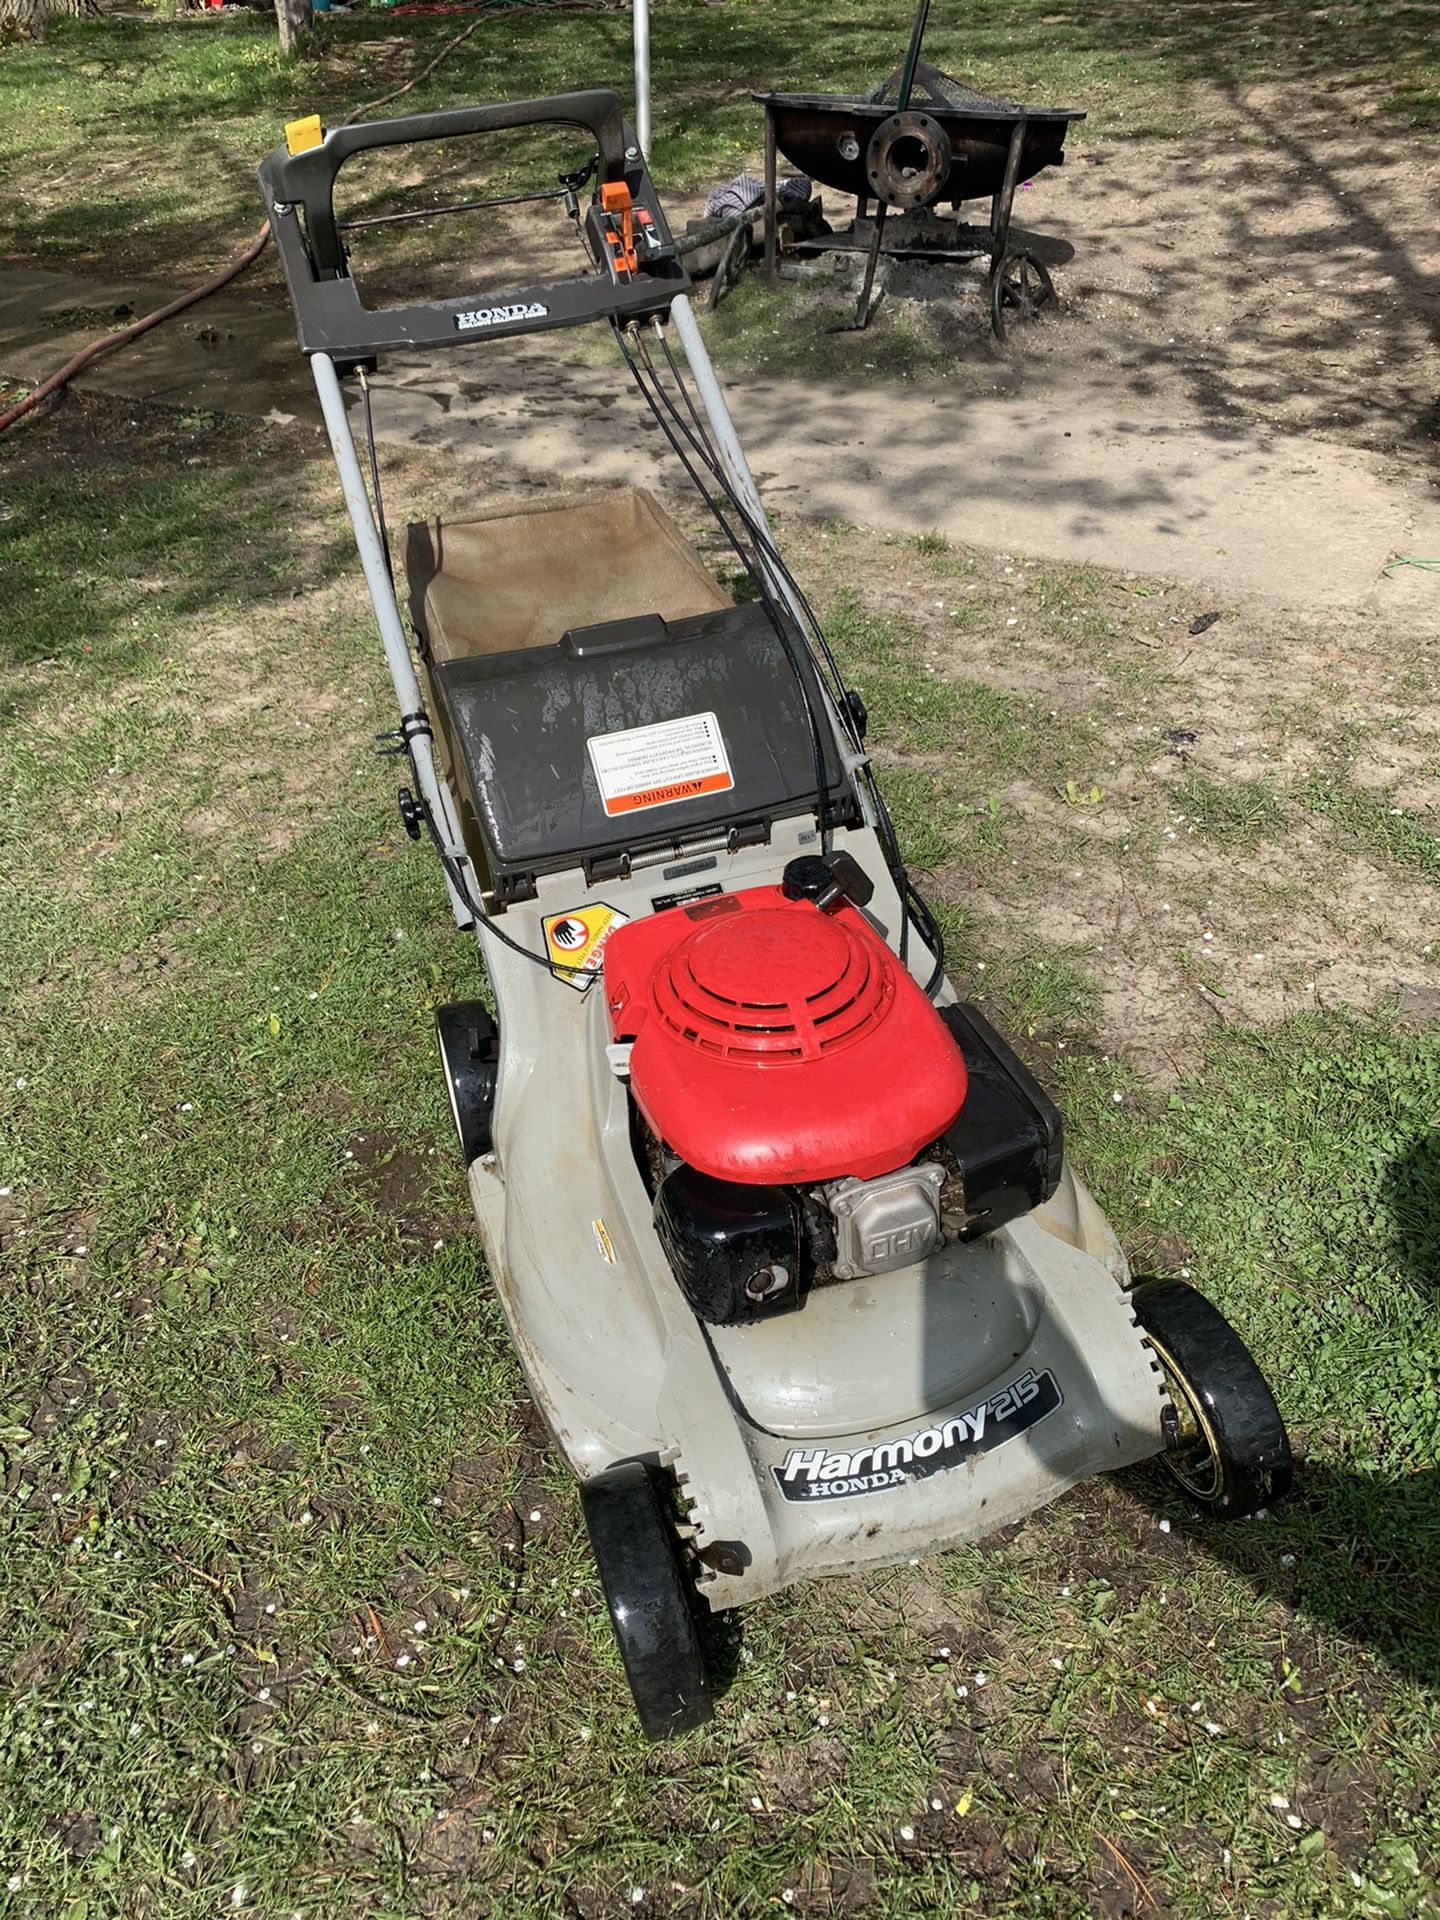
[{"left": 762, "top": 107, "right": 1050, "bottom": 339}]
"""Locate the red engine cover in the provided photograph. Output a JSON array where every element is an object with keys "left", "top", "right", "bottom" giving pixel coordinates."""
[{"left": 602, "top": 887, "right": 968, "bottom": 1185}]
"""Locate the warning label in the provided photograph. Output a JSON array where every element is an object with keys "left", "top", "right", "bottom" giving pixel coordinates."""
[
  {"left": 588, "top": 712, "right": 734, "bottom": 819},
  {"left": 541, "top": 902, "right": 629, "bottom": 992}
]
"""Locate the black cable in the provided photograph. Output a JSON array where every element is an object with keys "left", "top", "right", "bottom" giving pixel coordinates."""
[
  {"left": 630, "top": 319, "right": 947, "bottom": 991},
  {"left": 359, "top": 371, "right": 394, "bottom": 586},
  {"left": 416, "top": 792, "right": 596, "bottom": 980},
  {"left": 408, "top": 315, "right": 943, "bottom": 998},
  {"left": 652, "top": 327, "right": 859, "bottom": 735},
  {"left": 613, "top": 321, "right": 834, "bottom": 857},
  {"left": 618, "top": 326, "right": 834, "bottom": 854},
  {"left": 633, "top": 321, "right": 935, "bottom": 967}
]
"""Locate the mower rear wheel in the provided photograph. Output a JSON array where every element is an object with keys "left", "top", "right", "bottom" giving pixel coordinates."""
[
  {"left": 1132, "top": 1278, "right": 1291, "bottom": 1518},
  {"left": 435, "top": 1001, "right": 499, "bottom": 1165},
  {"left": 580, "top": 1462, "right": 713, "bottom": 1740}
]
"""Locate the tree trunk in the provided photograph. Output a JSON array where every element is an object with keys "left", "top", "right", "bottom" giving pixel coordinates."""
[
  {"left": 275, "top": 0, "right": 310, "bottom": 57},
  {"left": 0, "top": 0, "right": 101, "bottom": 37}
]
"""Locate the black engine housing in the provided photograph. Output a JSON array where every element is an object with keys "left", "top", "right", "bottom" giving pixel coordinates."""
[{"left": 652, "top": 1166, "right": 806, "bottom": 1325}]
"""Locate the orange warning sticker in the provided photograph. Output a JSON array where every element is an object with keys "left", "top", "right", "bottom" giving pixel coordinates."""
[
  {"left": 587, "top": 712, "right": 735, "bottom": 820},
  {"left": 541, "top": 901, "right": 629, "bottom": 992}
]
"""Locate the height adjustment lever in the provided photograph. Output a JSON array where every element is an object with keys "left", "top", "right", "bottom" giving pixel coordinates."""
[
  {"left": 597, "top": 180, "right": 639, "bottom": 277},
  {"left": 781, "top": 851, "right": 876, "bottom": 913}
]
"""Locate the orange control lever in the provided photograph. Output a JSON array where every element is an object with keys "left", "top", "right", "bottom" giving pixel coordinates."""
[{"left": 599, "top": 179, "right": 638, "bottom": 276}]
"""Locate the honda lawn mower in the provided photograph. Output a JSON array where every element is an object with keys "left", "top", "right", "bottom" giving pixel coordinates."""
[{"left": 259, "top": 91, "right": 1291, "bottom": 1738}]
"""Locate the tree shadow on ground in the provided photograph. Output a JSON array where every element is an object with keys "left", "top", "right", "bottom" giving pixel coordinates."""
[
  {"left": 1138, "top": 1126, "right": 1440, "bottom": 1693},
  {"left": 0, "top": 389, "right": 351, "bottom": 723}
]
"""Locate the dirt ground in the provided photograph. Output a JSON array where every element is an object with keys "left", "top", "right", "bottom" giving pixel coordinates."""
[
  {"left": 851, "top": 81, "right": 1440, "bottom": 470},
  {"left": 774, "top": 511, "right": 1440, "bottom": 1081},
  {"left": 5, "top": 83, "right": 1438, "bottom": 621},
  {"left": 332, "top": 75, "right": 1440, "bottom": 472}
]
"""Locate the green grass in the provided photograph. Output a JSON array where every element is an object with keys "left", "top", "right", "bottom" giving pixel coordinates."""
[
  {"left": 1167, "top": 769, "right": 1288, "bottom": 850},
  {"left": 1301, "top": 767, "right": 1440, "bottom": 883},
  {"left": 703, "top": 272, "right": 971, "bottom": 387},
  {"left": 2, "top": 396, "right": 1439, "bottom": 1917},
  {"left": 0, "top": 0, "right": 1436, "bottom": 282}
]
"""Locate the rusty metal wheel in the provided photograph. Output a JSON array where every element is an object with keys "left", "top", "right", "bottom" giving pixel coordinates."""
[
  {"left": 707, "top": 217, "right": 753, "bottom": 312},
  {"left": 989, "top": 249, "right": 1055, "bottom": 341}
]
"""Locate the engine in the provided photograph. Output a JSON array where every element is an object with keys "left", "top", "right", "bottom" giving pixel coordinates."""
[{"left": 602, "top": 859, "right": 1063, "bottom": 1325}]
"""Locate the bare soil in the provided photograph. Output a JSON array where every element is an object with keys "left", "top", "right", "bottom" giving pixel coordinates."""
[
  {"left": 863, "top": 82, "right": 1440, "bottom": 470},
  {"left": 785, "top": 516, "right": 1440, "bottom": 1080}
]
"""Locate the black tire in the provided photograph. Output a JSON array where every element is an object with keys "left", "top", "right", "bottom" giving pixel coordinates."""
[
  {"left": 580, "top": 1462, "right": 713, "bottom": 1740},
  {"left": 1132, "top": 1278, "right": 1292, "bottom": 1518},
  {"left": 434, "top": 1001, "right": 499, "bottom": 1164}
]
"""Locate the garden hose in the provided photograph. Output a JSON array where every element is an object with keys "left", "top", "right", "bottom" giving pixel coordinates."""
[{"left": 0, "top": 9, "right": 498, "bottom": 439}]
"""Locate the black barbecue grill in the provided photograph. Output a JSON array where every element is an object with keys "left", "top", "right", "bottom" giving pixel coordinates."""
[{"left": 754, "top": 7, "right": 1085, "bottom": 338}]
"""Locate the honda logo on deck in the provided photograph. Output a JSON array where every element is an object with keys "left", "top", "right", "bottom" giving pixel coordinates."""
[{"left": 452, "top": 302, "right": 549, "bottom": 332}]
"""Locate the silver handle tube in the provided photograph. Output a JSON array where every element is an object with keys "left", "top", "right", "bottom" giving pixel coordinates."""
[
  {"left": 668, "top": 295, "right": 814, "bottom": 639},
  {"left": 633, "top": 0, "right": 651, "bottom": 154},
  {"left": 310, "top": 352, "right": 475, "bottom": 928},
  {"left": 666, "top": 296, "right": 873, "bottom": 793}
]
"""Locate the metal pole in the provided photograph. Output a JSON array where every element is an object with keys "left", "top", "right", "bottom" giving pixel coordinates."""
[
  {"left": 633, "top": 0, "right": 651, "bottom": 154},
  {"left": 991, "top": 119, "right": 1026, "bottom": 268},
  {"left": 762, "top": 105, "right": 778, "bottom": 277},
  {"left": 668, "top": 297, "right": 779, "bottom": 573},
  {"left": 310, "top": 352, "right": 475, "bottom": 930},
  {"left": 895, "top": 0, "right": 933, "bottom": 111},
  {"left": 849, "top": 203, "right": 888, "bottom": 329}
]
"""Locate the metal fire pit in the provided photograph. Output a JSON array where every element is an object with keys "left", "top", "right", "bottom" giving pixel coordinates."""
[{"left": 755, "top": 42, "right": 1084, "bottom": 338}]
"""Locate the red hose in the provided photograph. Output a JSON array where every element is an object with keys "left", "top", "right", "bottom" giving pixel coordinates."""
[
  {"left": 0, "top": 225, "right": 273, "bottom": 437},
  {"left": 0, "top": 10, "right": 506, "bottom": 439}
]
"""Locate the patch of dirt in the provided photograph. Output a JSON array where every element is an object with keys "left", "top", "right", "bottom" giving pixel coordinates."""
[
  {"left": 790, "top": 77, "right": 1440, "bottom": 474},
  {"left": 789, "top": 519, "right": 1440, "bottom": 1078},
  {"left": 336, "top": 1127, "right": 476, "bottom": 1254}
]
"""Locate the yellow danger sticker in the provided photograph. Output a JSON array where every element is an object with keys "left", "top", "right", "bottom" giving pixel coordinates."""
[{"left": 542, "top": 902, "right": 629, "bottom": 992}]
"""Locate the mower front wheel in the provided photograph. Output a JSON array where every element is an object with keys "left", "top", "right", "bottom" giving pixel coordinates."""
[
  {"left": 1132, "top": 1277, "right": 1292, "bottom": 1519},
  {"left": 580, "top": 1462, "right": 713, "bottom": 1740}
]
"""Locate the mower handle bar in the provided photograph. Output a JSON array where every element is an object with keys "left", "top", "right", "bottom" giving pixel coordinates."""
[
  {"left": 258, "top": 88, "right": 688, "bottom": 359},
  {"left": 261, "top": 90, "right": 630, "bottom": 283}
]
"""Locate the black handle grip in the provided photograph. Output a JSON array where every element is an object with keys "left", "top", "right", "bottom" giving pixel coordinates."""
[{"left": 261, "top": 89, "right": 629, "bottom": 279}]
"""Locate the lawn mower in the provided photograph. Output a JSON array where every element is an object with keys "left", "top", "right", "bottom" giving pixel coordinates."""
[{"left": 259, "top": 91, "right": 1291, "bottom": 1738}]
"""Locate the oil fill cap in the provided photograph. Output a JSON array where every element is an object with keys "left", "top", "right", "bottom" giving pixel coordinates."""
[{"left": 781, "top": 855, "right": 835, "bottom": 903}]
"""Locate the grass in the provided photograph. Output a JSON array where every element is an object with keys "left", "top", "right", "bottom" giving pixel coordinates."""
[
  {"left": 0, "top": 0, "right": 1436, "bottom": 285},
  {"left": 1166, "top": 769, "right": 1287, "bottom": 850},
  {"left": 2, "top": 392, "right": 1439, "bottom": 1917},
  {"left": 1301, "top": 767, "right": 1440, "bottom": 884}
]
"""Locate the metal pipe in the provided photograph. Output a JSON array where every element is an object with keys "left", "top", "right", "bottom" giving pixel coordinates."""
[
  {"left": 666, "top": 297, "right": 869, "bottom": 793},
  {"left": 310, "top": 351, "right": 474, "bottom": 929},
  {"left": 340, "top": 186, "right": 566, "bottom": 233},
  {"left": 895, "top": 0, "right": 933, "bottom": 111},
  {"left": 633, "top": 0, "right": 652, "bottom": 155},
  {"left": 850, "top": 203, "right": 888, "bottom": 329},
  {"left": 991, "top": 119, "right": 1026, "bottom": 267},
  {"left": 667, "top": 297, "right": 785, "bottom": 590},
  {"left": 762, "top": 105, "right": 778, "bottom": 277}
]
